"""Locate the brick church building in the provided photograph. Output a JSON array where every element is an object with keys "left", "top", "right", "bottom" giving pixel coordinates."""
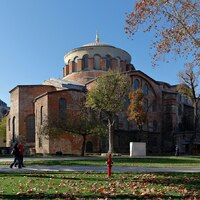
[{"left": 6, "top": 35, "right": 200, "bottom": 155}]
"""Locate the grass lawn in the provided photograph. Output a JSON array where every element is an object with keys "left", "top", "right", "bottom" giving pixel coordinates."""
[
  {"left": 0, "top": 171, "right": 199, "bottom": 199},
  {"left": 2, "top": 156, "right": 199, "bottom": 167}
]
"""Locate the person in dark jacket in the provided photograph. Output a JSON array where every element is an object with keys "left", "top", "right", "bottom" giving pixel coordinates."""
[
  {"left": 15, "top": 143, "right": 25, "bottom": 167},
  {"left": 10, "top": 143, "right": 22, "bottom": 168}
]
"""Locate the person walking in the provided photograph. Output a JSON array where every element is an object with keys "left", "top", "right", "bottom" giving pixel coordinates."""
[
  {"left": 10, "top": 143, "right": 22, "bottom": 169},
  {"left": 18, "top": 143, "right": 25, "bottom": 167}
]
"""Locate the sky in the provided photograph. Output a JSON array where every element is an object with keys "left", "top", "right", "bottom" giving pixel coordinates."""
[{"left": 0, "top": 0, "right": 186, "bottom": 106}]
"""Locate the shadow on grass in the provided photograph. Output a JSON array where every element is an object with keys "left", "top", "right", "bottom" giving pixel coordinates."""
[
  {"left": 19, "top": 156, "right": 200, "bottom": 167},
  {"left": 0, "top": 172, "right": 199, "bottom": 199},
  {"left": 0, "top": 193, "right": 195, "bottom": 199}
]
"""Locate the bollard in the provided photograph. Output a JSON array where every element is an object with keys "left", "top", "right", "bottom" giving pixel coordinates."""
[{"left": 106, "top": 153, "right": 113, "bottom": 177}]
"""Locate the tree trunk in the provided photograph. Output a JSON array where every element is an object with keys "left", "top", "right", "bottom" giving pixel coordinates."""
[
  {"left": 108, "top": 118, "right": 114, "bottom": 153},
  {"left": 194, "top": 101, "right": 198, "bottom": 139},
  {"left": 81, "top": 134, "right": 86, "bottom": 156}
]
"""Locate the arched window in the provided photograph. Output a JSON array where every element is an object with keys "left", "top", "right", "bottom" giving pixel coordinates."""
[
  {"left": 94, "top": 54, "right": 101, "bottom": 69},
  {"left": 8, "top": 118, "right": 10, "bottom": 131},
  {"left": 153, "top": 120, "right": 157, "bottom": 132},
  {"left": 133, "top": 79, "right": 139, "bottom": 90},
  {"left": 74, "top": 56, "right": 78, "bottom": 71},
  {"left": 83, "top": 54, "right": 89, "bottom": 69},
  {"left": 26, "top": 115, "right": 35, "bottom": 142},
  {"left": 59, "top": 98, "right": 67, "bottom": 120},
  {"left": 143, "top": 84, "right": 149, "bottom": 95},
  {"left": 144, "top": 99, "right": 148, "bottom": 112},
  {"left": 40, "top": 106, "right": 43, "bottom": 125},
  {"left": 152, "top": 100, "right": 157, "bottom": 112},
  {"left": 106, "top": 55, "right": 112, "bottom": 69},
  {"left": 116, "top": 57, "right": 120, "bottom": 68},
  {"left": 12, "top": 116, "right": 16, "bottom": 142}
]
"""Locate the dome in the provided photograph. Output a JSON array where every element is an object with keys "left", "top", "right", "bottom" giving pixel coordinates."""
[
  {"left": 62, "top": 34, "right": 133, "bottom": 85},
  {"left": 82, "top": 42, "right": 114, "bottom": 47},
  {"left": 64, "top": 34, "right": 131, "bottom": 64}
]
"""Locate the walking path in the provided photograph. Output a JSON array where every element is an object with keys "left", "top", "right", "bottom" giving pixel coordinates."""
[
  {"left": 1, "top": 165, "right": 200, "bottom": 173},
  {"left": 0, "top": 157, "right": 200, "bottom": 173}
]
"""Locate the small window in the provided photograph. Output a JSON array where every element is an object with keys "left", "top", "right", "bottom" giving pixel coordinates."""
[
  {"left": 12, "top": 116, "right": 16, "bottom": 142},
  {"left": 74, "top": 56, "right": 78, "bottom": 71},
  {"left": 106, "top": 55, "right": 112, "bottom": 69},
  {"left": 143, "top": 84, "right": 149, "bottom": 95},
  {"left": 94, "top": 54, "right": 101, "bottom": 69},
  {"left": 133, "top": 79, "right": 139, "bottom": 90},
  {"left": 116, "top": 57, "right": 120, "bottom": 68},
  {"left": 40, "top": 106, "right": 43, "bottom": 125},
  {"left": 83, "top": 55, "right": 89, "bottom": 69},
  {"left": 8, "top": 118, "right": 10, "bottom": 131}
]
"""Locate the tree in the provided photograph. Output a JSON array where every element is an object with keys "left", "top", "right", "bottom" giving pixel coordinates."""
[
  {"left": 127, "top": 89, "right": 147, "bottom": 141},
  {"left": 39, "top": 101, "right": 105, "bottom": 156},
  {"left": 125, "top": 0, "right": 200, "bottom": 66},
  {"left": 86, "top": 70, "right": 130, "bottom": 153},
  {"left": 0, "top": 117, "right": 6, "bottom": 144},
  {"left": 178, "top": 63, "right": 200, "bottom": 137},
  {"left": 64, "top": 107, "right": 106, "bottom": 156}
]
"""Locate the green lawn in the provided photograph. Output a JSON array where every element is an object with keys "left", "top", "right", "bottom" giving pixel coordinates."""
[
  {"left": 4, "top": 156, "right": 200, "bottom": 167},
  {"left": 0, "top": 171, "right": 199, "bottom": 199}
]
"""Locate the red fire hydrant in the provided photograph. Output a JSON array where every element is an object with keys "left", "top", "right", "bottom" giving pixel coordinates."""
[{"left": 106, "top": 153, "right": 113, "bottom": 177}]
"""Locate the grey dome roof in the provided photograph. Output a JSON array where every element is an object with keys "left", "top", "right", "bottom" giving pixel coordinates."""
[
  {"left": 64, "top": 34, "right": 131, "bottom": 64},
  {"left": 83, "top": 42, "right": 114, "bottom": 48}
]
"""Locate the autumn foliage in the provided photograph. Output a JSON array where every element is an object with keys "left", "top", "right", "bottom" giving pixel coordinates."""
[
  {"left": 125, "top": 0, "right": 200, "bottom": 66},
  {"left": 128, "top": 89, "right": 147, "bottom": 132}
]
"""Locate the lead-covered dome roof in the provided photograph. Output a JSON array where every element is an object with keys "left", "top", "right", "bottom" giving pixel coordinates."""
[{"left": 64, "top": 34, "right": 131, "bottom": 64}]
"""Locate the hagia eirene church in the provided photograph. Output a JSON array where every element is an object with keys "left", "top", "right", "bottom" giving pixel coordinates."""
[{"left": 6, "top": 34, "right": 200, "bottom": 155}]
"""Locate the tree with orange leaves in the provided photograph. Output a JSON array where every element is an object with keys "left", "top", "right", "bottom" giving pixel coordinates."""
[
  {"left": 128, "top": 89, "right": 147, "bottom": 141},
  {"left": 125, "top": 0, "right": 200, "bottom": 67}
]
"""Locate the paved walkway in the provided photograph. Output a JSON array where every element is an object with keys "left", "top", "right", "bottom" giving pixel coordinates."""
[
  {"left": 1, "top": 165, "right": 200, "bottom": 173},
  {"left": 0, "top": 157, "right": 200, "bottom": 173}
]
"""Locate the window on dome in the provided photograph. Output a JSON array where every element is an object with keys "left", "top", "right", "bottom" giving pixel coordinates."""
[
  {"left": 74, "top": 56, "right": 78, "bottom": 71},
  {"left": 133, "top": 79, "right": 140, "bottom": 90},
  {"left": 143, "top": 84, "right": 149, "bottom": 95},
  {"left": 83, "top": 55, "right": 89, "bottom": 69},
  {"left": 116, "top": 57, "right": 121, "bottom": 68},
  {"left": 106, "top": 55, "right": 112, "bottom": 69},
  {"left": 94, "top": 54, "right": 101, "bottom": 69}
]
